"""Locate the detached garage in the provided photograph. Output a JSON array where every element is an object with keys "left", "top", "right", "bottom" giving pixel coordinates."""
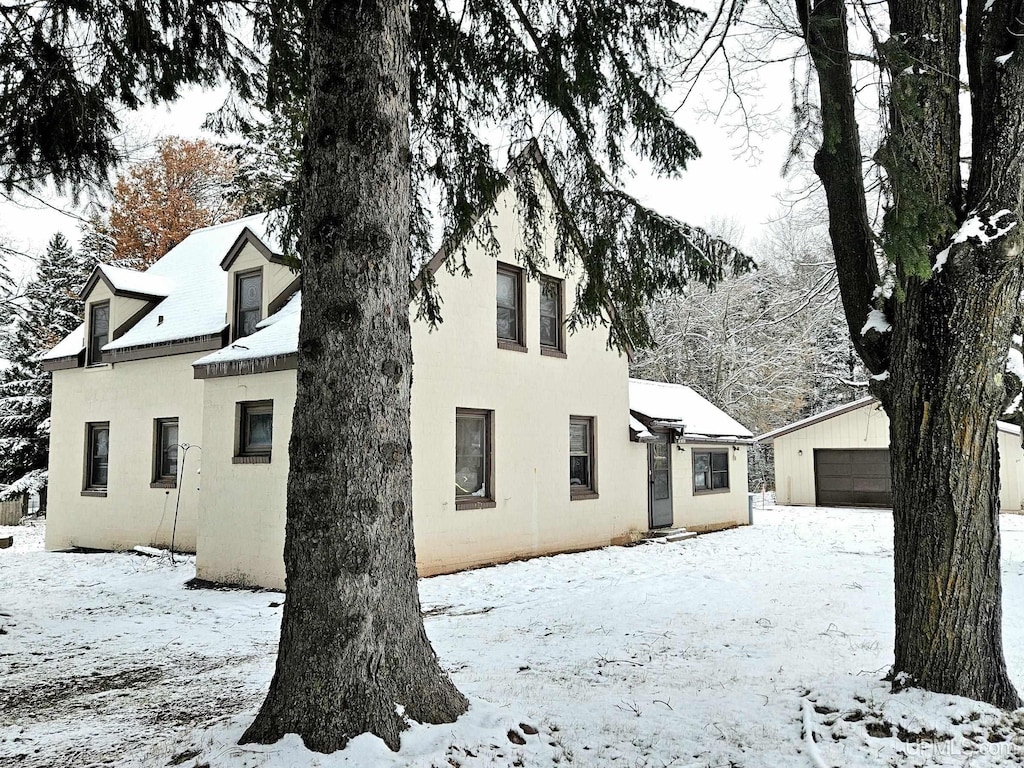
[{"left": 759, "top": 398, "right": 1024, "bottom": 512}]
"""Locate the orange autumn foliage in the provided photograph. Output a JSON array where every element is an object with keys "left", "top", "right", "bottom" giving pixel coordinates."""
[{"left": 108, "top": 138, "right": 242, "bottom": 269}]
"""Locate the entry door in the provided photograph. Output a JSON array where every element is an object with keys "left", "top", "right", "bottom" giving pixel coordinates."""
[{"left": 648, "top": 436, "right": 673, "bottom": 528}]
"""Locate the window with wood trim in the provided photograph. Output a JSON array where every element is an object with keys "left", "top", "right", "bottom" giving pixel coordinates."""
[
  {"left": 88, "top": 302, "right": 109, "bottom": 365},
  {"left": 455, "top": 409, "right": 493, "bottom": 508},
  {"left": 237, "top": 401, "right": 273, "bottom": 459},
  {"left": 85, "top": 422, "right": 110, "bottom": 491},
  {"left": 693, "top": 450, "right": 729, "bottom": 493},
  {"left": 496, "top": 264, "right": 525, "bottom": 349},
  {"left": 539, "top": 276, "right": 564, "bottom": 354},
  {"left": 234, "top": 269, "right": 263, "bottom": 339},
  {"left": 570, "top": 416, "right": 597, "bottom": 497},
  {"left": 153, "top": 418, "right": 179, "bottom": 485}
]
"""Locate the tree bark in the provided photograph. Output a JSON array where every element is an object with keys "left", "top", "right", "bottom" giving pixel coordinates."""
[
  {"left": 798, "top": 0, "right": 1024, "bottom": 708},
  {"left": 241, "top": 0, "right": 467, "bottom": 753},
  {"left": 885, "top": 258, "right": 1022, "bottom": 709}
]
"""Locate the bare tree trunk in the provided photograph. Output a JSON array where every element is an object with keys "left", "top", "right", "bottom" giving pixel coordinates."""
[
  {"left": 241, "top": 0, "right": 467, "bottom": 752},
  {"left": 797, "top": 0, "right": 1024, "bottom": 708},
  {"left": 885, "top": 262, "right": 1022, "bottom": 709}
]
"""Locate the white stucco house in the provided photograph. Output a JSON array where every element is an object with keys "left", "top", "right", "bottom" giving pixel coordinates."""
[
  {"left": 759, "top": 397, "right": 1024, "bottom": 511},
  {"left": 41, "top": 176, "right": 754, "bottom": 589}
]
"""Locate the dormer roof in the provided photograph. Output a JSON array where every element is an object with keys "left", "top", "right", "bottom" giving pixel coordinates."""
[
  {"left": 220, "top": 226, "right": 286, "bottom": 271},
  {"left": 80, "top": 264, "right": 173, "bottom": 302}
]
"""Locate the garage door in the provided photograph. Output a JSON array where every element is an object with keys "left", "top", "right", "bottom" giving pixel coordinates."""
[{"left": 814, "top": 449, "right": 892, "bottom": 508}]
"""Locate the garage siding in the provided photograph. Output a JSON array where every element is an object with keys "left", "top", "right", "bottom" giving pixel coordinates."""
[{"left": 769, "top": 400, "right": 1024, "bottom": 512}]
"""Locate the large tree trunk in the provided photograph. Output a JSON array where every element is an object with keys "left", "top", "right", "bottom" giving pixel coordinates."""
[
  {"left": 884, "top": 260, "right": 1022, "bottom": 709},
  {"left": 241, "top": 0, "right": 467, "bottom": 753},
  {"left": 798, "top": 0, "right": 1024, "bottom": 708}
]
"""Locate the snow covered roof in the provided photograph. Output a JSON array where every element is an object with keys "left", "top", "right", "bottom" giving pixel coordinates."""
[
  {"left": 192, "top": 293, "right": 300, "bottom": 368},
  {"left": 106, "top": 215, "right": 280, "bottom": 352},
  {"left": 758, "top": 396, "right": 1023, "bottom": 442},
  {"left": 628, "top": 378, "right": 753, "bottom": 440},
  {"left": 39, "top": 324, "right": 85, "bottom": 362},
  {"left": 42, "top": 214, "right": 281, "bottom": 361},
  {"left": 756, "top": 397, "right": 877, "bottom": 442},
  {"left": 82, "top": 264, "right": 173, "bottom": 300},
  {"left": 629, "top": 415, "right": 655, "bottom": 441}
]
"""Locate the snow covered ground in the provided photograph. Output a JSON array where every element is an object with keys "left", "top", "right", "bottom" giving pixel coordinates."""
[{"left": 4, "top": 505, "right": 1024, "bottom": 767}]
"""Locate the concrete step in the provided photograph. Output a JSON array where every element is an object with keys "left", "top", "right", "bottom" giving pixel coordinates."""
[{"left": 643, "top": 527, "right": 697, "bottom": 544}]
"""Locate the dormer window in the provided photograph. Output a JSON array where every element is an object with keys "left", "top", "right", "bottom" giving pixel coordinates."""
[
  {"left": 88, "top": 302, "right": 109, "bottom": 365},
  {"left": 235, "top": 269, "right": 263, "bottom": 339}
]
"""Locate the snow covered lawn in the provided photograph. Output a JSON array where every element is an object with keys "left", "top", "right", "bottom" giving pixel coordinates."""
[{"left": 4, "top": 505, "right": 1024, "bottom": 767}]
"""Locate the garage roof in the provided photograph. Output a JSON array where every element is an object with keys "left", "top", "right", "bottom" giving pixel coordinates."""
[{"left": 757, "top": 396, "right": 1023, "bottom": 442}]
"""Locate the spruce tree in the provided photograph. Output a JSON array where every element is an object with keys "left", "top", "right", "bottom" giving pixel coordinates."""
[{"left": 0, "top": 233, "right": 91, "bottom": 510}]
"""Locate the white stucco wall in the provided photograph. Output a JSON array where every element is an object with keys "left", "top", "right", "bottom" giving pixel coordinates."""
[
  {"left": 195, "top": 370, "right": 293, "bottom": 587},
  {"left": 770, "top": 401, "right": 1024, "bottom": 512},
  {"left": 194, "top": 185, "right": 650, "bottom": 588},
  {"left": 672, "top": 443, "right": 749, "bottom": 530},
  {"left": 46, "top": 352, "right": 206, "bottom": 552}
]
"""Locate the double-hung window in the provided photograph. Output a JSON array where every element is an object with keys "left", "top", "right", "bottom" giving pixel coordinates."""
[
  {"left": 153, "top": 418, "right": 179, "bottom": 486},
  {"left": 234, "top": 269, "right": 263, "bottom": 339},
  {"left": 455, "top": 409, "right": 493, "bottom": 509},
  {"left": 539, "top": 276, "right": 564, "bottom": 355},
  {"left": 693, "top": 450, "right": 729, "bottom": 492},
  {"left": 236, "top": 401, "right": 273, "bottom": 462},
  {"left": 88, "top": 302, "right": 109, "bottom": 365},
  {"left": 84, "top": 422, "right": 110, "bottom": 493},
  {"left": 496, "top": 264, "right": 525, "bottom": 350},
  {"left": 570, "top": 416, "right": 597, "bottom": 498}
]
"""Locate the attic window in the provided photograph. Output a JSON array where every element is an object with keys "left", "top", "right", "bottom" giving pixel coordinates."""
[
  {"left": 234, "top": 269, "right": 263, "bottom": 339},
  {"left": 496, "top": 263, "right": 525, "bottom": 351},
  {"left": 88, "top": 302, "right": 109, "bottom": 365}
]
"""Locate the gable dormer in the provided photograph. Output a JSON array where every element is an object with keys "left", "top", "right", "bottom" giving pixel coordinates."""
[
  {"left": 221, "top": 227, "right": 298, "bottom": 341},
  {"left": 79, "top": 265, "right": 171, "bottom": 365}
]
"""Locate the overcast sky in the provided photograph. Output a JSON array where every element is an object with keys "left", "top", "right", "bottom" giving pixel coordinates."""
[{"left": 0, "top": 69, "right": 798, "bottom": 278}]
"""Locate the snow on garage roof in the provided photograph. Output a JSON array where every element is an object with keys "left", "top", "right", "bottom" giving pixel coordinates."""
[
  {"left": 755, "top": 397, "right": 877, "bottom": 442},
  {"left": 757, "top": 396, "right": 1022, "bottom": 442},
  {"left": 628, "top": 378, "right": 753, "bottom": 440}
]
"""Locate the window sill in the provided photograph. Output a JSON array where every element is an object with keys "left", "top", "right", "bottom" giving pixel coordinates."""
[
  {"left": 570, "top": 490, "right": 599, "bottom": 501},
  {"left": 540, "top": 347, "right": 567, "bottom": 359},
  {"left": 497, "top": 340, "right": 528, "bottom": 353},
  {"left": 693, "top": 487, "right": 731, "bottom": 496},
  {"left": 233, "top": 455, "right": 271, "bottom": 464},
  {"left": 150, "top": 481, "right": 177, "bottom": 489},
  {"left": 81, "top": 489, "right": 107, "bottom": 497},
  {"left": 456, "top": 498, "right": 497, "bottom": 511}
]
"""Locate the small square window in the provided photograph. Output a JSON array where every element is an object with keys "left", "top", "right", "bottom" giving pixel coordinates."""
[
  {"left": 693, "top": 450, "right": 729, "bottom": 493},
  {"left": 237, "top": 401, "right": 273, "bottom": 461},
  {"left": 570, "top": 416, "right": 597, "bottom": 498},
  {"left": 539, "top": 276, "right": 564, "bottom": 353},
  {"left": 496, "top": 264, "right": 525, "bottom": 350},
  {"left": 84, "top": 422, "right": 110, "bottom": 491},
  {"left": 153, "top": 418, "right": 179, "bottom": 485},
  {"left": 456, "top": 409, "right": 494, "bottom": 509},
  {"left": 88, "top": 302, "right": 109, "bottom": 365},
  {"left": 234, "top": 269, "right": 263, "bottom": 340}
]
